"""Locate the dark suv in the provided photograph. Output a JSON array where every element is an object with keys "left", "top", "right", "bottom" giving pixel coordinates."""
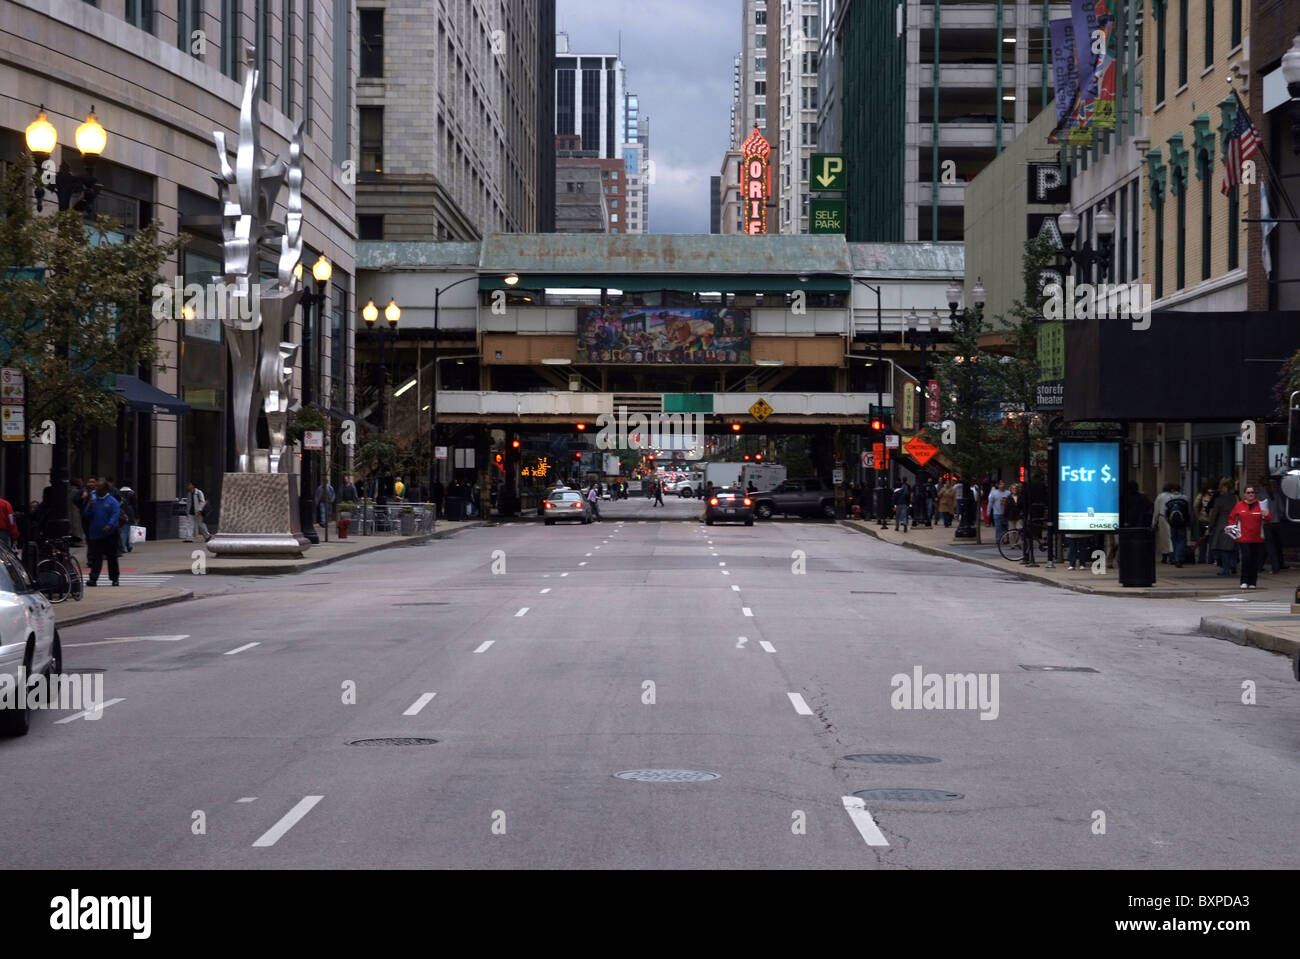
[{"left": 751, "top": 478, "right": 836, "bottom": 520}]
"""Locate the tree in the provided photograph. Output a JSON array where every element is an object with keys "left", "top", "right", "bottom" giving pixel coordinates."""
[{"left": 0, "top": 157, "right": 185, "bottom": 452}]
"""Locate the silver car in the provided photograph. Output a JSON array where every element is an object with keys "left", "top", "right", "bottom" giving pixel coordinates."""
[
  {"left": 0, "top": 548, "right": 60, "bottom": 736},
  {"left": 543, "top": 489, "right": 595, "bottom": 525}
]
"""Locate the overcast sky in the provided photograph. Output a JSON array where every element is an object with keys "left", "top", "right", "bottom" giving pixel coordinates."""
[{"left": 557, "top": 0, "right": 738, "bottom": 234}]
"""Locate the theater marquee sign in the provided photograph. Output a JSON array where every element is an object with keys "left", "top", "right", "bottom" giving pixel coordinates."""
[{"left": 741, "top": 127, "right": 771, "bottom": 235}]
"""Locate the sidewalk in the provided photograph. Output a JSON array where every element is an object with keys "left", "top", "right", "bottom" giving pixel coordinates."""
[
  {"left": 842, "top": 518, "right": 1300, "bottom": 659},
  {"left": 52, "top": 519, "right": 483, "bottom": 627}
]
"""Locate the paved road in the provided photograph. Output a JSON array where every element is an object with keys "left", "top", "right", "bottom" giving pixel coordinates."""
[{"left": 4, "top": 494, "right": 1298, "bottom": 868}]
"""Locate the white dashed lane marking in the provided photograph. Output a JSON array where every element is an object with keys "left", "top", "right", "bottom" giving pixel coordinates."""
[
  {"left": 787, "top": 693, "right": 814, "bottom": 715},
  {"left": 842, "top": 796, "right": 890, "bottom": 847},
  {"left": 225, "top": 642, "right": 260, "bottom": 656},
  {"left": 759, "top": 641, "right": 776, "bottom": 653},
  {"left": 474, "top": 641, "right": 495, "bottom": 653},
  {"left": 403, "top": 693, "right": 437, "bottom": 716},
  {"left": 252, "top": 795, "right": 324, "bottom": 848}
]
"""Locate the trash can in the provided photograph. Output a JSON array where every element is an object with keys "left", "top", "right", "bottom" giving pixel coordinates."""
[{"left": 1117, "top": 527, "right": 1156, "bottom": 587}]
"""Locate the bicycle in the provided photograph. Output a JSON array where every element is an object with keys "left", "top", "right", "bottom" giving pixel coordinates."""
[
  {"left": 997, "top": 522, "right": 1049, "bottom": 563},
  {"left": 34, "top": 536, "right": 84, "bottom": 603}
]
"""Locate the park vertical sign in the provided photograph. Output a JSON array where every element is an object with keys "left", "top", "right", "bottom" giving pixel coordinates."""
[
  {"left": 741, "top": 127, "right": 771, "bottom": 235},
  {"left": 1, "top": 368, "right": 24, "bottom": 442}
]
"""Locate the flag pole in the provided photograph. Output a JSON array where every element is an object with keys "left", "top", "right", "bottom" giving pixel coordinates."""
[{"left": 1230, "top": 85, "right": 1300, "bottom": 233}]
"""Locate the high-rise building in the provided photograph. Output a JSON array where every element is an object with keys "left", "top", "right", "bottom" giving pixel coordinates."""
[
  {"left": 773, "top": 0, "right": 822, "bottom": 233},
  {"left": 0, "top": 0, "right": 355, "bottom": 533},
  {"left": 738, "top": 0, "right": 770, "bottom": 142},
  {"left": 719, "top": 147, "right": 743, "bottom": 234},
  {"left": 356, "top": 0, "right": 552, "bottom": 241},
  {"left": 622, "top": 90, "right": 650, "bottom": 233},
  {"left": 729, "top": 55, "right": 743, "bottom": 147},
  {"left": 556, "top": 135, "right": 623, "bottom": 233},
  {"left": 710, "top": 176, "right": 722, "bottom": 233},
  {"left": 554, "top": 32, "right": 626, "bottom": 161},
  {"left": 820, "top": 0, "right": 1069, "bottom": 242}
]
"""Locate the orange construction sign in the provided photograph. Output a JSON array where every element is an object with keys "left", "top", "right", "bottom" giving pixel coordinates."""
[{"left": 904, "top": 437, "right": 939, "bottom": 466}]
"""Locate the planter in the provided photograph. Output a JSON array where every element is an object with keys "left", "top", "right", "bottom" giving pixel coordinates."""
[{"left": 400, "top": 513, "right": 416, "bottom": 535}]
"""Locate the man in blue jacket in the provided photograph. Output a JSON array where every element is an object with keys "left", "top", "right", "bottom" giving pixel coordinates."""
[{"left": 83, "top": 480, "right": 121, "bottom": 587}]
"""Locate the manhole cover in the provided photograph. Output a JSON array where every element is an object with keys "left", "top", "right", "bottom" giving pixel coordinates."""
[
  {"left": 1019, "top": 665, "right": 1099, "bottom": 673},
  {"left": 347, "top": 737, "right": 440, "bottom": 746},
  {"left": 843, "top": 754, "right": 940, "bottom": 764},
  {"left": 615, "top": 769, "right": 720, "bottom": 783},
  {"left": 853, "top": 788, "right": 962, "bottom": 802}
]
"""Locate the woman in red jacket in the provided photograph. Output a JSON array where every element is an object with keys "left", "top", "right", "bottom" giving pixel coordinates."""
[{"left": 1228, "top": 485, "right": 1271, "bottom": 589}]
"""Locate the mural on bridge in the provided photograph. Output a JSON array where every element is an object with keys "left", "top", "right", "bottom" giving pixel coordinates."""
[{"left": 576, "top": 307, "right": 752, "bottom": 364}]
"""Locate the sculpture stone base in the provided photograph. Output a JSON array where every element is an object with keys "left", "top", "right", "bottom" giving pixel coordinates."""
[{"left": 206, "top": 472, "right": 310, "bottom": 556}]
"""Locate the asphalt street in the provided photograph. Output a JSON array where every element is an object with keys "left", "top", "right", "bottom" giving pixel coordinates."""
[{"left": 4, "top": 494, "right": 1298, "bottom": 869}]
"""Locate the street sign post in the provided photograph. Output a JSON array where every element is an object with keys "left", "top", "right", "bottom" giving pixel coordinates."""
[
  {"left": 1, "top": 406, "right": 23, "bottom": 442},
  {"left": 861, "top": 451, "right": 874, "bottom": 468},
  {"left": 810, "top": 154, "right": 846, "bottom": 191},
  {"left": 832, "top": 467, "right": 844, "bottom": 485},
  {"left": 303, "top": 430, "right": 324, "bottom": 451},
  {"left": 809, "top": 198, "right": 846, "bottom": 235}
]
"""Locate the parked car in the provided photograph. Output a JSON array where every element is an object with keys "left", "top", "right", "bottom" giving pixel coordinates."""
[
  {"left": 704, "top": 488, "right": 754, "bottom": 526},
  {"left": 0, "top": 548, "right": 60, "bottom": 736},
  {"left": 543, "top": 489, "right": 595, "bottom": 525},
  {"left": 750, "top": 478, "right": 837, "bottom": 520},
  {"left": 671, "top": 477, "right": 698, "bottom": 497}
]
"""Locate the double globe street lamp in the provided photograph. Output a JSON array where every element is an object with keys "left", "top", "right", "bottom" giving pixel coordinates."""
[
  {"left": 362, "top": 297, "right": 401, "bottom": 433},
  {"left": 948, "top": 278, "right": 985, "bottom": 539},
  {"left": 25, "top": 105, "right": 107, "bottom": 214},
  {"left": 1056, "top": 204, "right": 1116, "bottom": 283}
]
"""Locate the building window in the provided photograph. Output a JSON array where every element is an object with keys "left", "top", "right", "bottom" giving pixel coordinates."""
[
  {"left": 611, "top": 199, "right": 618, "bottom": 209},
  {"left": 126, "top": 0, "right": 154, "bottom": 32},
  {"left": 1227, "top": 185, "right": 1239, "bottom": 270},
  {"left": 1154, "top": 197, "right": 1164, "bottom": 299},
  {"left": 177, "top": 0, "right": 201, "bottom": 56},
  {"left": 1130, "top": 181, "right": 1140, "bottom": 279},
  {"left": 221, "top": 0, "right": 240, "bottom": 79},
  {"left": 331, "top": 0, "right": 350, "bottom": 165},
  {"left": 756, "top": 33, "right": 766, "bottom": 49},
  {"left": 360, "top": 8, "right": 384, "bottom": 78},
  {"left": 1155, "top": 4, "right": 1166, "bottom": 102},
  {"left": 610, "top": 213, "right": 618, "bottom": 223},
  {"left": 1231, "top": 0, "right": 1241, "bottom": 48},
  {"left": 802, "top": 51, "right": 818, "bottom": 74},
  {"left": 755, "top": 81, "right": 766, "bottom": 95},
  {"left": 755, "top": 56, "right": 766, "bottom": 71},
  {"left": 756, "top": 9, "right": 766, "bottom": 25},
  {"left": 255, "top": 0, "right": 270, "bottom": 101},
  {"left": 282, "top": 0, "right": 293, "bottom": 116},
  {"left": 1204, "top": 0, "right": 1214, "bottom": 67},
  {"left": 803, "top": 15, "right": 819, "bottom": 39},
  {"left": 360, "top": 106, "right": 383, "bottom": 174},
  {"left": 1118, "top": 188, "right": 1128, "bottom": 284},
  {"left": 1174, "top": 168, "right": 1186, "bottom": 291},
  {"left": 303, "top": 0, "right": 313, "bottom": 129},
  {"left": 801, "top": 86, "right": 818, "bottom": 110},
  {"left": 1177, "top": 0, "right": 1188, "bottom": 88},
  {"left": 358, "top": 215, "right": 383, "bottom": 240},
  {"left": 1198, "top": 150, "right": 1211, "bottom": 280},
  {"left": 755, "top": 104, "right": 765, "bottom": 121}
]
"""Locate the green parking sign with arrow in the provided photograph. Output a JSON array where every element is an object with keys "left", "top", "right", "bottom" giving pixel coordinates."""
[{"left": 810, "top": 154, "right": 846, "bottom": 191}]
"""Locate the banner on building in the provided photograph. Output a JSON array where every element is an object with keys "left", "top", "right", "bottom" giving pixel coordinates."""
[
  {"left": 1049, "top": 17, "right": 1079, "bottom": 138},
  {"left": 1051, "top": 1, "right": 1118, "bottom": 145},
  {"left": 1036, "top": 319, "right": 1065, "bottom": 411},
  {"left": 576, "top": 307, "right": 752, "bottom": 364}
]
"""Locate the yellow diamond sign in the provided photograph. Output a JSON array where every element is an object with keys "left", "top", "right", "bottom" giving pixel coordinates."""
[{"left": 749, "top": 398, "right": 774, "bottom": 421}]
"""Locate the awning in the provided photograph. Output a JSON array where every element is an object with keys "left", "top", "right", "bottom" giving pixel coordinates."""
[{"left": 115, "top": 375, "right": 191, "bottom": 415}]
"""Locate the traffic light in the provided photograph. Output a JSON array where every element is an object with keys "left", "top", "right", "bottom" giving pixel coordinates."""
[
  {"left": 511, "top": 437, "right": 521, "bottom": 449},
  {"left": 495, "top": 452, "right": 503, "bottom": 464},
  {"left": 576, "top": 423, "right": 586, "bottom": 432},
  {"left": 575, "top": 451, "right": 582, "bottom": 459},
  {"left": 731, "top": 423, "right": 741, "bottom": 432},
  {"left": 870, "top": 418, "right": 885, "bottom": 432},
  {"left": 743, "top": 454, "right": 750, "bottom": 461},
  {"left": 1019, "top": 466, "right": 1026, "bottom": 482},
  {"left": 755, "top": 453, "right": 763, "bottom": 462}
]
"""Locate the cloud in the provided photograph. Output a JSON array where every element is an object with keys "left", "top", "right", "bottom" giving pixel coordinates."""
[{"left": 557, "top": 0, "right": 739, "bottom": 233}]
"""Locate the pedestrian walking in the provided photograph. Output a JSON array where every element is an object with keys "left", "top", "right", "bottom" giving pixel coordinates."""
[
  {"left": 1003, "top": 484, "right": 1022, "bottom": 534},
  {"left": 0, "top": 491, "right": 16, "bottom": 552},
  {"left": 586, "top": 480, "right": 602, "bottom": 521},
  {"left": 340, "top": 474, "right": 359, "bottom": 505},
  {"left": 1207, "top": 478, "right": 1239, "bottom": 576},
  {"left": 1193, "top": 482, "right": 1215, "bottom": 565},
  {"left": 892, "top": 481, "right": 911, "bottom": 532},
  {"left": 315, "top": 478, "right": 336, "bottom": 528},
  {"left": 1258, "top": 477, "right": 1287, "bottom": 574},
  {"left": 911, "top": 481, "right": 928, "bottom": 529},
  {"left": 186, "top": 481, "right": 211, "bottom": 542},
  {"left": 67, "top": 478, "right": 86, "bottom": 545},
  {"left": 83, "top": 480, "right": 121, "bottom": 587},
  {"left": 936, "top": 480, "right": 956, "bottom": 528},
  {"left": 116, "top": 485, "right": 137, "bottom": 553},
  {"left": 1153, "top": 482, "right": 1190, "bottom": 567},
  {"left": 1229, "top": 484, "right": 1270, "bottom": 588},
  {"left": 653, "top": 479, "right": 665, "bottom": 507},
  {"left": 987, "top": 480, "right": 1011, "bottom": 545}
]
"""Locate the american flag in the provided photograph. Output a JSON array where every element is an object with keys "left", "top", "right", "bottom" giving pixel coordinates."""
[{"left": 1221, "top": 109, "right": 1262, "bottom": 195}]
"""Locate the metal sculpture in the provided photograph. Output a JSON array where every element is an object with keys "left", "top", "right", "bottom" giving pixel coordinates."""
[{"left": 206, "top": 47, "right": 309, "bottom": 554}]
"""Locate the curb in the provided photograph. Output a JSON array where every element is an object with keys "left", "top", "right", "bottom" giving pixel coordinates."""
[
  {"left": 1198, "top": 616, "right": 1300, "bottom": 658},
  {"left": 55, "top": 589, "right": 195, "bottom": 627},
  {"left": 152, "top": 522, "right": 486, "bottom": 576},
  {"left": 837, "top": 520, "right": 1220, "bottom": 599}
]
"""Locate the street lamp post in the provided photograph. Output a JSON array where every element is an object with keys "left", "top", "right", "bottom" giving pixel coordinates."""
[
  {"left": 362, "top": 298, "right": 400, "bottom": 433},
  {"left": 1056, "top": 204, "right": 1116, "bottom": 284},
  {"left": 429, "top": 274, "right": 499, "bottom": 508},
  {"left": 298, "top": 255, "right": 332, "bottom": 545},
  {"left": 951, "top": 279, "right": 985, "bottom": 538}
]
